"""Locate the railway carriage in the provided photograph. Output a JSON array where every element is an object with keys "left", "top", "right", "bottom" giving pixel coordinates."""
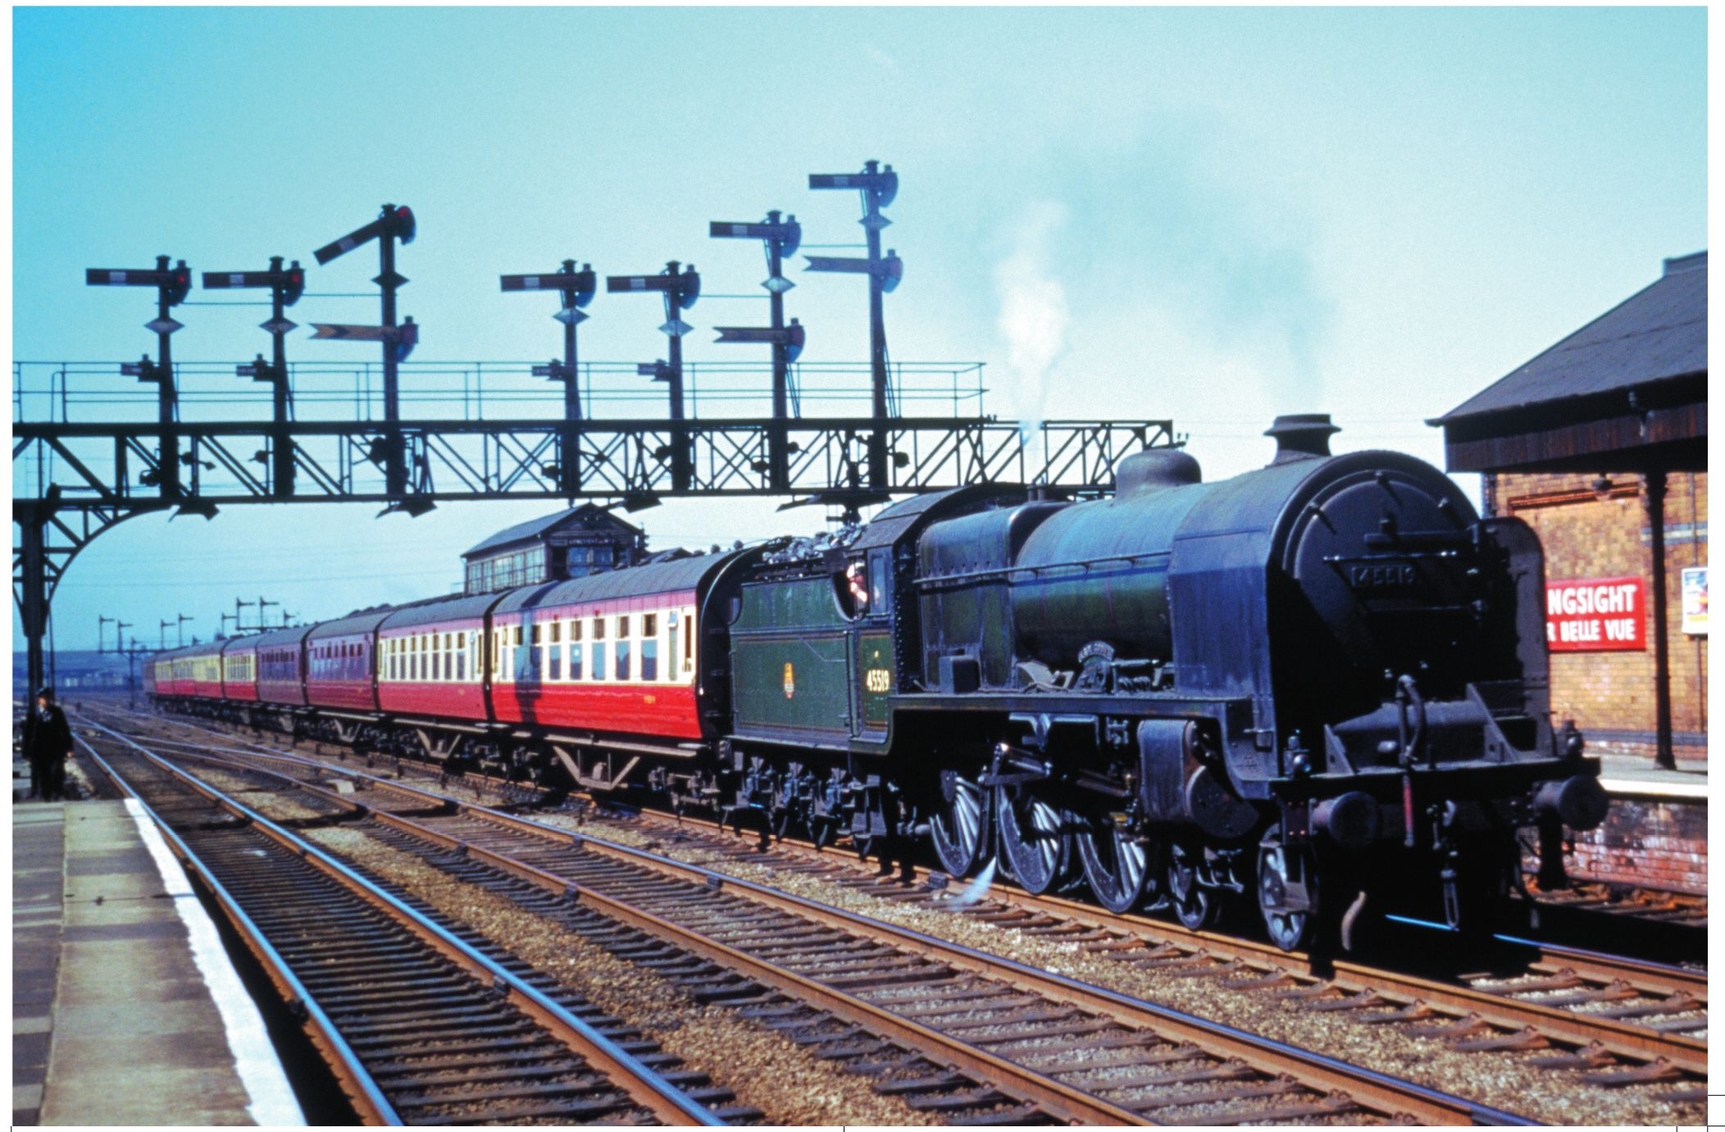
[
  {"left": 378, "top": 595, "right": 496, "bottom": 723},
  {"left": 305, "top": 611, "right": 388, "bottom": 715},
  {"left": 220, "top": 637, "right": 259, "bottom": 703},
  {"left": 487, "top": 549, "right": 763, "bottom": 790},
  {"left": 254, "top": 625, "right": 313, "bottom": 708},
  {"left": 183, "top": 640, "right": 226, "bottom": 701}
]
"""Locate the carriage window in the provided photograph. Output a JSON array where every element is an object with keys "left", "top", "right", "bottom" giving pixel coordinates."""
[
  {"left": 684, "top": 607, "right": 696, "bottom": 675},
  {"left": 616, "top": 638, "right": 632, "bottom": 681},
  {"left": 641, "top": 613, "right": 659, "bottom": 681},
  {"left": 569, "top": 642, "right": 583, "bottom": 682},
  {"left": 591, "top": 641, "right": 607, "bottom": 681},
  {"left": 593, "top": 617, "right": 605, "bottom": 640},
  {"left": 548, "top": 634, "right": 562, "bottom": 681},
  {"left": 571, "top": 620, "right": 583, "bottom": 642}
]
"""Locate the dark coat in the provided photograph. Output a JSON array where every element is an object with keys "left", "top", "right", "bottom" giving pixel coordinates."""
[{"left": 22, "top": 704, "right": 72, "bottom": 762}]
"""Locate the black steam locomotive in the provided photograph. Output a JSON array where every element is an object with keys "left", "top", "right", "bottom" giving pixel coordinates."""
[
  {"left": 712, "top": 414, "right": 1606, "bottom": 949},
  {"left": 152, "top": 414, "right": 1607, "bottom": 951}
]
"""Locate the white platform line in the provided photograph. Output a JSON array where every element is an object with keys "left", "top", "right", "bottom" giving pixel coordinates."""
[{"left": 125, "top": 798, "right": 305, "bottom": 1126}]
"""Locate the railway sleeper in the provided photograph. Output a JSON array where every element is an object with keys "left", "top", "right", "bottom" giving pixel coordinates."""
[
  {"left": 1193, "top": 1092, "right": 1357, "bottom": 1126},
  {"left": 686, "top": 981, "right": 768, "bottom": 1005},
  {"left": 1526, "top": 1042, "right": 1618, "bottom": 1070},
  {"left": 814, "top": 1040, "right": 896, "bottom": 1062},
  {"left": 1578, "top": 1057, "right": 1682, "bottom": 1088},
  {"left": 343, "top": 1021, "right": 539, "bottom": 1050},
  {"left": 870, "top": 1072, "right": 975, "bottom": 1096},
  {"left": 939, "top": 1008, "right": 1082, "bottom": 1034},
  {"left": 406, "top": 1093, "right": 636, "bottom": 1126},
  {"left": 378, "top": 1057, "right": 601, "bottom": 1087},
  {"left": 1104, "top": 1058, "right": 1257, "bottom": 1090},
  {"left": 1015, "top": 1034, "right": 1194, "bottom": 1067},
  {"left": 968, "top": 1018, "right": 1119, "bottom": 1046},
  {"left": 367, "top": 1035, "right": 579, "bottom": 1062},
  {"left": 392, "top": 1072, "right": 617, "bottom": 1109},
  {"left": 1529, "top": 981, "right": 1640, "bottom": 1007},
  {"left": 1590, "top": 992, "right": 1701, "bottom": 1019},
  {"left": 887, "top": 994, "right": 1046, "bottom": 1021},
  {"left": 901, "top": 1088, "right": 1015, "bottom": 1112},
  {"left": 943, "top": 1102, "right": 1050, "bottom": 1125},
  {"left": 1450, "top": 1026, "right": 1550, "bottom": 1053}
]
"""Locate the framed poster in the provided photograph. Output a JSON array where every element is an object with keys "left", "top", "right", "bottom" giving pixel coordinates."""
[{"left": 1681, "top": 567, "right": 1707, "bottom": 636}]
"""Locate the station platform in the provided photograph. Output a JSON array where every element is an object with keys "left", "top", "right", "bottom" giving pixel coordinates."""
[
  {"left": 1595, "top": 752, "right": 1708, "bottom": 801},
  {"left": 12, "top": 799, "right": 303, "bottom": 1126}
]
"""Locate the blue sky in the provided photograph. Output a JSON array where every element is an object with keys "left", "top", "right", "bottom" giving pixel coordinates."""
[{"left": 12, "top": 7, "right": 1706, "bottom": 652}]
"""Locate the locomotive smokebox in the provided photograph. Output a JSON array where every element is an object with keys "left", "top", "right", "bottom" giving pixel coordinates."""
[{"left": 1264, "top": 413, "right": 1340, "bottom": 464}]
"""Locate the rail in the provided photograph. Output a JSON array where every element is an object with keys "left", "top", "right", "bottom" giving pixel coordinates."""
[
  {"left": 79, "top": 716, "right": 723, "bottom": 1127},
  {"left": 106, "top": 718, "right": 1528, "bottom": 1126}
]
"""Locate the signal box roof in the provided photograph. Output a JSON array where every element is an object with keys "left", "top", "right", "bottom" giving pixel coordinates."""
[{"left": 463, "top": 503, "right": 642, "bottom": 559}]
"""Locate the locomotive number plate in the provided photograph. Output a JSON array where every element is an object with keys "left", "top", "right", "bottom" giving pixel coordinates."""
[
  {"left": 1334, "top": 557, "right": 1422, "bottom": 592},
  {"left": 864, "top": 668, "right": 892, "bottom": 693}
]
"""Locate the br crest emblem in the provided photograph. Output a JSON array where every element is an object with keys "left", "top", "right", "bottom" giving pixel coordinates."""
[{"left": 783, "top": 662, "right": 795, "bottom": 699}]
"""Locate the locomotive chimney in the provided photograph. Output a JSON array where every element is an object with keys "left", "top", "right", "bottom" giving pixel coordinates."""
[{"left": 1265, "top": 413, "right": 1340, "bottom": 465}]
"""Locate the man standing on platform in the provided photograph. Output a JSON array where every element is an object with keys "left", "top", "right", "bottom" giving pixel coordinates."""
[{"left": 23, "top": 687, "right": 72, "bottom": 802}]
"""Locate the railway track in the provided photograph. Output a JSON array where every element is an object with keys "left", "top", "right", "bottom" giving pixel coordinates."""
[
  {"left": 78, "top": 714, "right": 1533, "bottom": 1126},
  {"left": 75, "top": 730, "right": 739, "bottom": 1126},
  {"left": 686, "top": 823, "right": 1711, "bottom": 1075},
  {"left": 1526, "top": 877, "right": 1708, "bottom": 927},
  {"left": 79, "top": 705, "right": 1709, "bottom": 1121}
]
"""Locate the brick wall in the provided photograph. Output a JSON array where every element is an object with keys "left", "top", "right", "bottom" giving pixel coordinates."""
[
  {"left": 1491, "top": 470, "right": 1708, "bottom": 762},
  {"left": 1563, "top": 799, "right": 1707, "bottom": 894}
]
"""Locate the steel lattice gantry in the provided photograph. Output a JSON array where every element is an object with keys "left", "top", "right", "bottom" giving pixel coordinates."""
[{"left": 13, "top": 410, "right": 1176, "bottom": 693}]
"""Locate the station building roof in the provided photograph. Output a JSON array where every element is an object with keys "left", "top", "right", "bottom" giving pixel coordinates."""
[{"left": 1431, "top": 252, "right": 1706, "bottom": 475}]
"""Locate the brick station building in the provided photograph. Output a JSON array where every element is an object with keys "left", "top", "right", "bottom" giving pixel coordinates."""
[{"left": 1432, "top": 252, "right": 1706, "bottom": 892}]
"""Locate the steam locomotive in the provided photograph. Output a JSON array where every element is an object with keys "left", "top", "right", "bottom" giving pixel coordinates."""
[{"left": 148, "top": 415, "right": 1607, "bottom": 950}]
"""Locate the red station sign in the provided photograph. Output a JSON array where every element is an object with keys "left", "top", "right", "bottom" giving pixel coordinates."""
[{"left": 1546, "top": 576, "right": 1646, "bottom": 652}]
